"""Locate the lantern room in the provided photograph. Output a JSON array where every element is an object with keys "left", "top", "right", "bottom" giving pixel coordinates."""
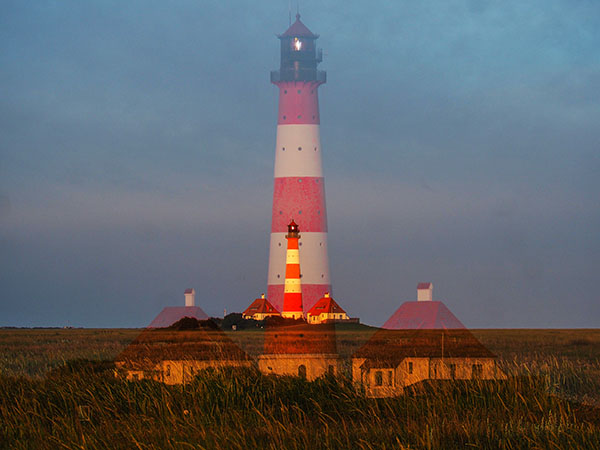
[
  {"left": 271, "top": 14, "right": 326, "bottom": 83},
  {"left": 286, "top": 219, "right": 300, "bottom": 238}
]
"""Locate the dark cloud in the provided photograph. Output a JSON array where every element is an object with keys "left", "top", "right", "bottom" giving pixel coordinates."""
[{"left": 1, "top": 0, "right": 598, "bottom": 327}]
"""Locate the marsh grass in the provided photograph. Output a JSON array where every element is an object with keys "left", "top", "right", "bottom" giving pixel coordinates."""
[{"left": 1, "top": 328, "right": 599, "bottom": 448}]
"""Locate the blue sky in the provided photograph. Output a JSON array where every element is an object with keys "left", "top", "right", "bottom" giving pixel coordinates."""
[{"left": 1, "top": 0, "right": 598, "bottom": 327}]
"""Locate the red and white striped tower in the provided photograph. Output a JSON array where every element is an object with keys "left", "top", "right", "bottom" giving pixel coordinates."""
[
  {"left": 267, "top": 14, "right": 330, "bottom": 313},
  {"left": 282, "top": 220, "right": 304, "bottom": 319}
]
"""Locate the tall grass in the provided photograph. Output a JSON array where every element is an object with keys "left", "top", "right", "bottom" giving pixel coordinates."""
[
  {"left": 1, "top": 329, "right": 599, "bottom": 448},
  {"left": 1, "top": 360, "right": 599, "bottom": 449}
]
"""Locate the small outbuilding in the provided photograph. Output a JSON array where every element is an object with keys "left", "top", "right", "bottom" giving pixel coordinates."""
[
  {"left": 115, "top": 319, "right": 252, "bottom": 384},
  {"left": 258, "top": 323, "right": 341, "bottom": 380},
  {"left": 356, "top": 282, "right": 505, "bottom": 397},
  {"left": 352, "top": 328, "right": 505, "bottom": 398}
]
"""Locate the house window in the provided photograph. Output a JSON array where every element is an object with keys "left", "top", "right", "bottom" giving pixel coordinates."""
[
  {"left": 375, "top": 370, "right": 383, "bottom": 386},
  {"left": 408, "top": 362, "right": 413, "bottom": 374},
  {"left": 166, "top": 365, "right": 171, "bottom": 377},
  {"left": 387, "top": 371, "right": 393, "bottom": 386},
  {"left": 472, "top": 364, "right": 483, "bottom": 379},
  {"left": 450, "top": 364, "right": 456, "bottom": 379}
]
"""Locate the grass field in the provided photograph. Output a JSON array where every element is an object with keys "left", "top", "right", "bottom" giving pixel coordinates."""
[{"left": 1, "top": 327, "right": 599, "bottom": 448}]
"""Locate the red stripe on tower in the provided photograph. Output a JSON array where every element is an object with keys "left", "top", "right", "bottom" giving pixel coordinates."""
[
  {"left": 272, "top": 177, "right": 327, "bottom": 232},
  {"left": 277, "top": 83, "right": 321, "bottom": 125},
  {"left": 267, "top": 14, "right": 331, "bottom": 314}
]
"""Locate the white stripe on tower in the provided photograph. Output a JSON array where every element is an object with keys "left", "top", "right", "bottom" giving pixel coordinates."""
[{"left": 274, "top": 125, "right": 323, "bottom": 177}]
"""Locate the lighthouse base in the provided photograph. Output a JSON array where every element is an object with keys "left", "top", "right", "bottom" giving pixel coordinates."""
[
  {"left": 281, "top": 311, "right": 304, "bottom": 320},
  {"left": 258, "top": 354, "right": 341, "bottom": 381}
]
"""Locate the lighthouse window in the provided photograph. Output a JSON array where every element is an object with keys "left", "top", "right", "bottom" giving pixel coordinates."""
[
  {"left": 312, "top": 115, "right": 316, "bottom": 119},
  {"left": 279, "top": 210, "right": 283, "bottom": 214},
  {"left": 297, "top": 115, "right": 301, "bottom": 119},
  {"left": 298, "top": 147, "right": 302, "bottom": 151},
  {"left": 298, "top": 179, "right": 302, "bottom": 182},
  {"left": 298, "top": 210, "right": 302, "bottom": 214},
  {"left": 297, "top": 90, "right": 301, "bottom": 94},
  {"left": 283, "top": 115, "right": 287, "bottom": 120},
  {"left": 314, "top": 147, "right": 317, "bottom": 151},
  {"left": 277, "top": 274, "right": 280, "bottom": 278},
  {"left": 284, "top": 90, "right": 287, "bottom": 94},
  {"left": 317, "top": 210, "right": 321, "bottom": 214},
  {"left": 282, "top": 147, "right": 285, "bottom": 151},
  {"left": 321, "top": 274, "right": 324, "bottom": 278},
  {"left": 319, "top": 242, "right": 322, "bottom": 246},
  {"left": 278, "top": 243, "right": 281, "bottom": 247}
]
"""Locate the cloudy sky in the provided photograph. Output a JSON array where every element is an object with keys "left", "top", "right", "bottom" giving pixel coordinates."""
[{"left": 1, "top": 0, "right": 598, "bottom": 328}]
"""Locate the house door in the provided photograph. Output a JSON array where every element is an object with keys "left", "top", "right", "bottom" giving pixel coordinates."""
[{"left": 298, "top": 364, "right": 307, "bottom": 379}]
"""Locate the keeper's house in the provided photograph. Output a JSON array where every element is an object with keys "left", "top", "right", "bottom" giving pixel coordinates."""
[
  {"left": 242, "top": 294, "right": 281, "bottom": 320},
  {"left": 306, "top": 293, "right": 354, "bottom": 324},
  {"left": 352, "top": 328, "right": 506, "bottom": 398},
  {"left": 115, "top": 319, "right": 252, "bottom": 384},
  {"left": 258, "top": 323, "right": 341, "bottom": 380}
]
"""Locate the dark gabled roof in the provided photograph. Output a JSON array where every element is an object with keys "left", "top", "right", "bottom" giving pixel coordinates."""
[
  {"left": 115, "top": 327, "right": 252, "bottom": 371},
  {"left": 417, "top": 282, "right": 432, "bottom": 290},
  {"left": 352, "top": 328, "right": 495, "bottom": 367},
  {"left": 280, "top": 14, "right": 318, "bottom": 39},
  {"left": 184, "top": 288, "right": 194, "bottom": 294},
  {"left": 382, "top": 301, "right": 466, "bottom": 330},
  {"left": 147, "top": 306, "right": 208, "bottom": 328},
  {"left": 263, "top": 323, "right": 337, "bottom": 355}
]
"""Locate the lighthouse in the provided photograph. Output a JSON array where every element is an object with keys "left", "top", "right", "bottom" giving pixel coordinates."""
[
  {"left": 282, "top": 220, "right": 304, "bottom": 319},
  {"left": 267, "top": 14, "right": 331, "bottom": 313}
]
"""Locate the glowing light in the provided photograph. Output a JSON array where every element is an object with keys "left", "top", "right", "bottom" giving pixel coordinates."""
[{"left": 294, "top": 38, "right": 302, "bottom": 51}]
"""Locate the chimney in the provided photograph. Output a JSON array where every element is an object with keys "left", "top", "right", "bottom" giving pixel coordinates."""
[
  {"left": 417, "top": 282, "right": 433, "bottom": 302},
  {"left": 184, "top": 288, "right": 195, "bottom": 307}
]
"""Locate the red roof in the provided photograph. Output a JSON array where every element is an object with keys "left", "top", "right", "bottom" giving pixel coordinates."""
[
  {"left": 382, "top": 301, "right": 466, "bottom": 330},
  {"left": 242, "top": 297, "right": 280, "bottom": 316},
  {"left": 307, "top": 294, "right": 346, "bottom": 316},
  {"left": 417, "top": 282, "right": 432, "bottom": 290},
  {"left": 280, "top": 14, "right": 318, "bottom": 38},
  {"left": 147, "top": 306, "right": 208, "bottom": 328}
]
